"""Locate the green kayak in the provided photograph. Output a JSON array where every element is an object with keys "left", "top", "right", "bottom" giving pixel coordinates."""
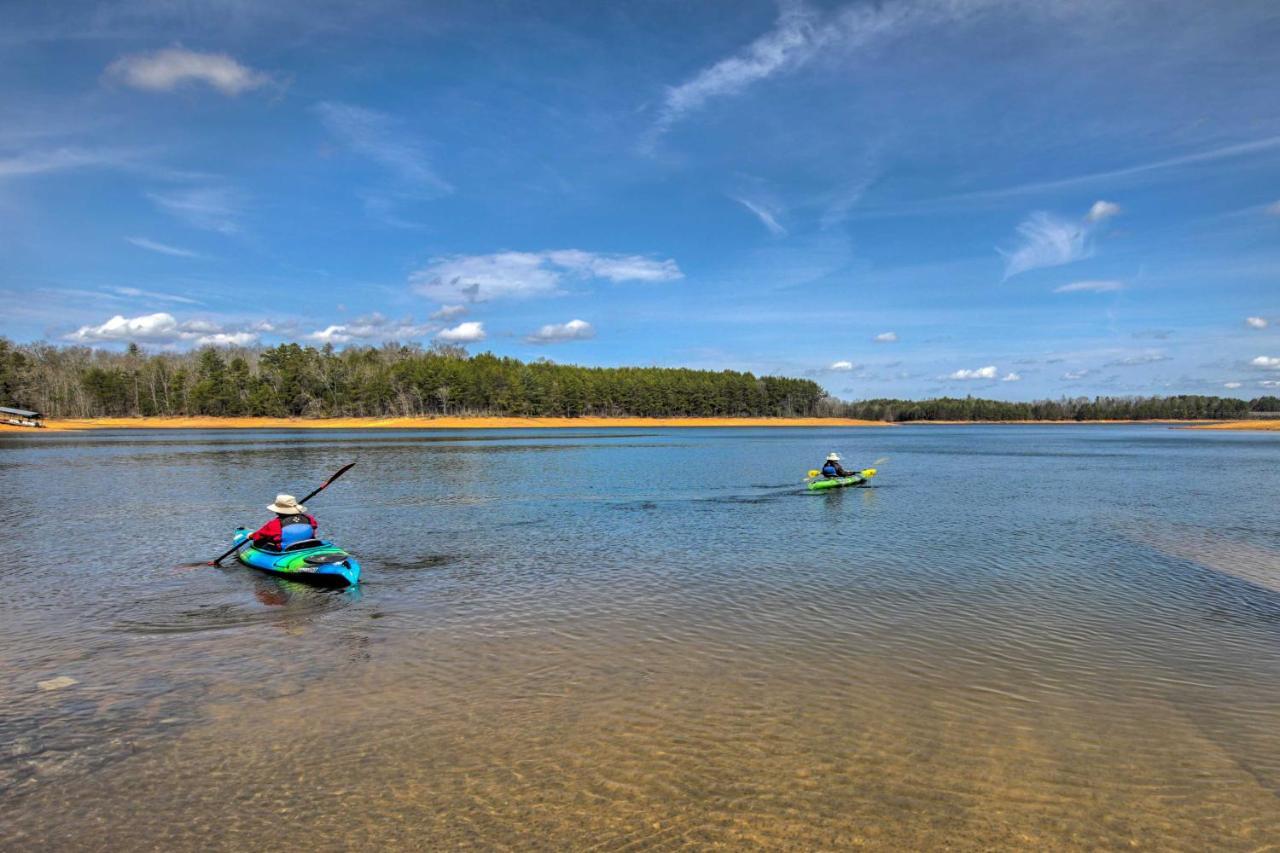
[{"left": 807, "top": 468, "right": 877, "bottom": 491}]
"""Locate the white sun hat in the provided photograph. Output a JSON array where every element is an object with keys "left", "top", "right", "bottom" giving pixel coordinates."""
[
  {"left": 267, "top": 494, "right": 306, "bottom": 514},
  {"left": 826, "top": 452, "right": 841, "bottom": 461}
]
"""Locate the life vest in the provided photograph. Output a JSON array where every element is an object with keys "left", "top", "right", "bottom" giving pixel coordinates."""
[
  {"left": 822, "top": 462, "right": 839, "bottom": 478},
  {"left": 278, "top": 513, "right": 316, "bottom": 548}
]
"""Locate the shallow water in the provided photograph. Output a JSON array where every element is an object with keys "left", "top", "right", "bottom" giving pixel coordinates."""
[{"left": 3, "top": 425, "right": 1279, "bottom": 850}]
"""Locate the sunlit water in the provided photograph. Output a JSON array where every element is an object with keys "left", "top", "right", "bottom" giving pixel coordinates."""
[{"left": 3, "top": 425, "right": 1279, "bottom": 850}]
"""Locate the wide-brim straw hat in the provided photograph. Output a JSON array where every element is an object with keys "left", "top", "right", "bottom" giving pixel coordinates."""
[
  {"left": 267, "top": 494, "right": 306, "bottom": 514},
  {"left": 826, "top": 453, "right": 841, "bottom": 461}
]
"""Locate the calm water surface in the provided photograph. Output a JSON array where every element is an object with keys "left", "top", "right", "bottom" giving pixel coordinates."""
[{"left": 3, "top": 425, "right": 1280, "bottom": 850}]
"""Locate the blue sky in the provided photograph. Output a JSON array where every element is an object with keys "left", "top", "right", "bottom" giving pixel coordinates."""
[{"left": 1, "top": 0, "right": 1278, "bottom": 400}]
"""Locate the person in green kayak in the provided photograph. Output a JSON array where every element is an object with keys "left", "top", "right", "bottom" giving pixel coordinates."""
[
  {"left": 249, "top": 494, "right": 319, "bottom": 551},
  {"left": 820, "top": 452, "right": 857, "bottom": 479}
]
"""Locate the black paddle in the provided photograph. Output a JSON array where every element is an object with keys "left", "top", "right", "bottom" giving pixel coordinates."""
[{"left": 210, "top": 462, "right": 356, "bottom": 566}]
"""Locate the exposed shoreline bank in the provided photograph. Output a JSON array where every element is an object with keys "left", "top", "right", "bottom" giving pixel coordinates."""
[
  {"left": 0, "top": 416, "right": 1244, "bottom": 432},
  {"left": 0, "top": 415, "right": 893, "bottom": 431},
  {"left": 1182, "top": 420, "right": 1280, "bottom": 431}
]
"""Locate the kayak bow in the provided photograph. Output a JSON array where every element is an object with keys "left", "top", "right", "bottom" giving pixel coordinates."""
[{"left": 231, "top": 527, "right": 361, "bottom": 587}]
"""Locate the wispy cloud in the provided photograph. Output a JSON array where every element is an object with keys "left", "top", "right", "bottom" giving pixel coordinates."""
[
  {"left": 526, "top": 319, "right": 595, "bottom": 344},
  {"left": 829, "top": 360, "right": 855, "bottom": 371},
  {"left": 731, "top": 195, "right": 787, "bottom": 236},
  {"left": 1224, "top": 381, "right": 1243, "bottom": 389},
  {"left": 649, "top": 0, "right": 979, "bottom": 144},
  {"left": 1062, "top": 369, "right": 1092, "bottom": 380},
  {"left": 941, "top": 135, "right": 1280, "bottom": 204},
  {"left": 873, "top": 331, "right": 898, "bottom": 343},
  {"left": 1105, "top": 353, "right": 1170, "bottom": 367},
  {"left": 315, "top": 102, "right": 451, "bottom": 194},
  {"left": 1001, "top": 213, "right": 1089, "bottom": 279},
  {"left": 125, "top": 236, "right": 203, "bottom": 258},
  {"left": 1252, "top": 356, "right": 1280, "bottom": 370},
  {"left": 436, "top": 321, "right": 485, "bottom": 343},
  {"left": 110, "top": 286, "right": 202, "bottom": 305},
  {"left": 1268, "top": 201, "right": 1280, "bottom": 216},
  {"left": 949, "top": 365, "right": 997, "bottom": 380},
  {"left": 146, "top": 186, "right": 242, "bottom": 234},
  {"left": 1001, "top": 372, "right": 1021, "bottom": 382},
  {"left": 0, "top": 146, "right": 136, "bottom": 179},
  {"left": 411, "top": 250, "right": 682, "bottom": 303},
  {"left": 1002, "top": 201, "right": 1121, "bottom": 279},
  {"left": 106, "top": 48, "right": 272, "bottom": 96},
  {"left": 1054, "top": 279, "right": 1125, "bottom": 294},
  {"left": 1246, "top": 316, "right": 1269, "bottom": 329}
]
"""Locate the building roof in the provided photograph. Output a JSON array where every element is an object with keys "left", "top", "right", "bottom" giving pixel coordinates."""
[{"left": 0, "top": 407, "right": 41, "bottom": 418}]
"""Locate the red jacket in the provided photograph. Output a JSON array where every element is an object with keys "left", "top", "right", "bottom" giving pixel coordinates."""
[{"left": 250, "top": 514, "right": 318, "bottom": 548}]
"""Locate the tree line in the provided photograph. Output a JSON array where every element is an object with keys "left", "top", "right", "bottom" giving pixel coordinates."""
[
  {"left": 0, "top": 339, "right": 826, "bottom": 419},
  {"left": 0, "top": 338, "right": 1272, "bottom": 421},
  {"left": 835, "top": 395, "right": 1263, "bottom": 422}
]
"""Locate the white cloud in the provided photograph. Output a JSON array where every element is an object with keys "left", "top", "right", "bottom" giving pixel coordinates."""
[
  {"left": 1246, "top": 316, "right": 1268, "bottom": 329},
  {"left": 68, "top": 312, "right": 258, "bottom": 347},
  {"left": 1251, "top": 356, "right": 1280, "bottom": 370},
  {"left": 436, "top": 321, "right": 485, "bottom": 343},
  {"left": 731, "top": 196, "right": 787, "bottom": 236},
  {"left": 197, "top": 332, "right": 257, "bottom": 347},
  {"left": 873, "top": 331, "right": 898, "bottom": 343},
  {"left": 126, "top": 236, "right": 202, "bottom": 258},
  {"left": 1001, "top": 212, "right": 1089, "bottom": 279},
  {"left": 411, "top": 250, "right": 682, "bottom": 303},
  {"left": 1001, "top": 372, "right": 1021, "bottom": 382},
  {"left": 70, "top": 312, "right": 181, "bottom": 343},
  {"left": 106, "top": 48, "right": 270, "bottom": 96},
  {"left": 1054, "top": 279, "right": 1125, "bottom": 294},
  {"left": 306, "top": 313, "right": 432, "bottom": 344},
  {"left": 315, "top": 102, "right": 451, "bottom": 193},
  {"left": 526, "top": 319, "right": 595, "bottom": 344},
  {"left": 430, "top": 304, "right": 467, "bottom": 321},
  {"left": 147, "top": 186, "right": 241, "bottom": 234},
  {"left": 950, "top": 365, "right": 998, "bottom": 380},
  {"left": 1062, "top": 369, "right": 1092, "bottom": 380},
  {"left": 1261, "top": 380, "right": 1280, "bottom": 388},
  {"left": 829, "top": 360, "right": 855, "bottom": 371},
  {"left": 1224, "top": 381, "right": 1243, "bottom": 389},
  {"left": 1085, "top": 200, "right": 1122, "bottom": 222}
]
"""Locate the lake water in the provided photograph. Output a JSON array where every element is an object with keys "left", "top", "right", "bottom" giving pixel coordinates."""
[{"left": 3, "top": 425, "right": 1280, "bottom": 850}]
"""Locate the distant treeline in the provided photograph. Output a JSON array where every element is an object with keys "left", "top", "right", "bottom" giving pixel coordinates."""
[
  {"left": 1, "top": 338, "right": 1274, "bottom": 421},
  {"left": 838, "top": 396, "right": 1270, "bottom": 422},
  {"left": 0, "top": 339, "right": 826, "bottom": 419}
]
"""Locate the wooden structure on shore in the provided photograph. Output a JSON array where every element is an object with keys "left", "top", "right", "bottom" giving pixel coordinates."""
[{"left": 0, "top": 406, "right": 43, "bottom": 428}]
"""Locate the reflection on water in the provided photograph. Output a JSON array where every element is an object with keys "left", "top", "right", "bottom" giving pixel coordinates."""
[{"left": 3, "top": 425, "right": 1280, "bottom": 849}]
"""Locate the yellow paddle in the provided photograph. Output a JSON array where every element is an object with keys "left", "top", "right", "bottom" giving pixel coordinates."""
[{"left": 805, "top": 467, "right": 877, "bottom": 481}]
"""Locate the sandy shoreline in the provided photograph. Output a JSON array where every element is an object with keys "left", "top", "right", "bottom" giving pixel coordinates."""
[
  {"left": 0, "top": 415, "right": 892, "bottom": 431},
  {"left": 0, "top": 416, "right": 1254, "bottom": 432},
  {"left": 1183, "top": 420, "right": 1280, "bottom": 431}
]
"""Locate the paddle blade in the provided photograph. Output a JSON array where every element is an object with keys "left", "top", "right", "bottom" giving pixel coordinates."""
[
  {"left": 807, "top": 469, "right": 820, "bottom": 478},
  {"left": 860, "top": 468, "right": 877, "bottom": 479}
]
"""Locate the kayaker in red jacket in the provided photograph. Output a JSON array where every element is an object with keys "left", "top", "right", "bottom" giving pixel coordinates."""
[{"left": 250, "top": 494, "right": 318, "bottom": 550}]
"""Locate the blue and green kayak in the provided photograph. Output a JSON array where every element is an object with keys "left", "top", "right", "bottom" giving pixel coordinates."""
[
  {"left": 807, "top": 468, "right": 877, "bottom": 491},
  {"left": 232, "top": 527, "right": 361, "bottom": 587}
]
